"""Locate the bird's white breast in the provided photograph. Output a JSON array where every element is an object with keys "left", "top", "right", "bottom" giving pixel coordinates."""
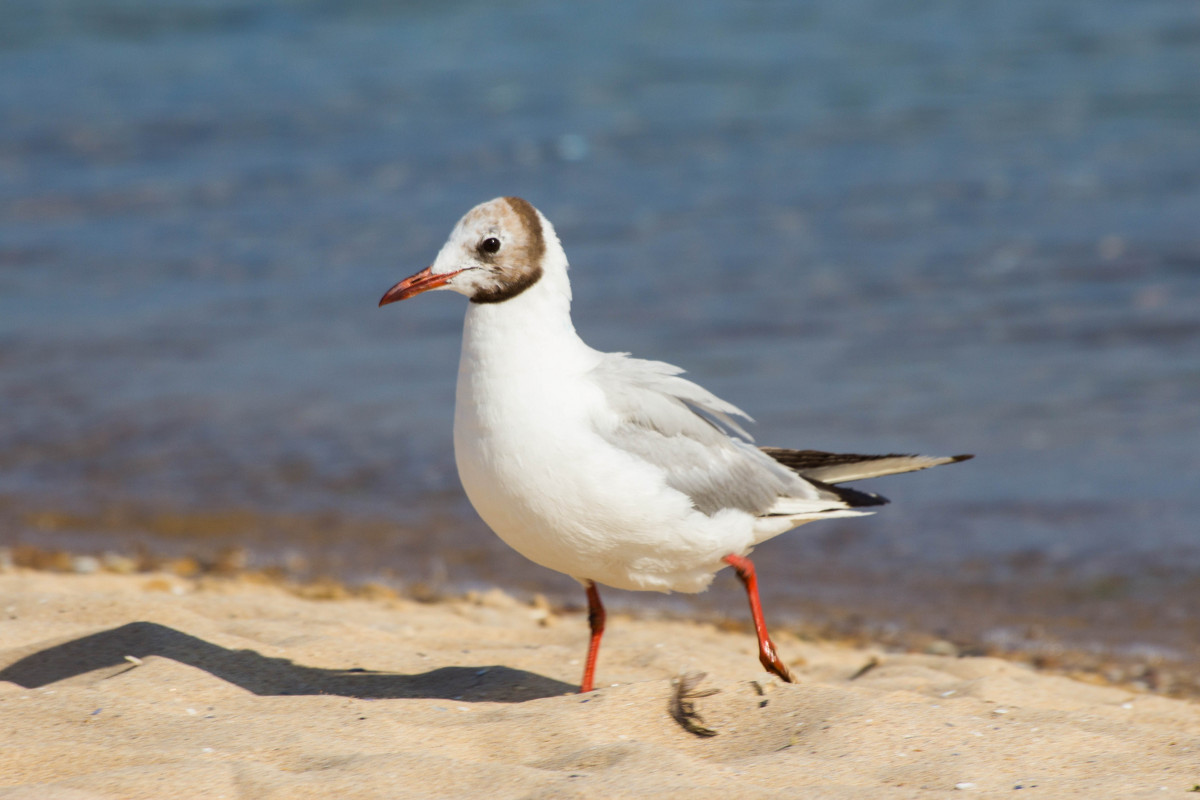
[{"left": 451, "top": 289, "right": 754, "bottom": 593}]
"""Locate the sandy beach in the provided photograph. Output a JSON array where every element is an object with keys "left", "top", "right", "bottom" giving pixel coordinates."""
[{"left": 1, "top": 569, "right": 1198, "bottom": 798}]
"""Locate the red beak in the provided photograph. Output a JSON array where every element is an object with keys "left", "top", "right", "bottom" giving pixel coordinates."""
[{"left": 378, "top": 266, "right": 464, "bottom": 307}]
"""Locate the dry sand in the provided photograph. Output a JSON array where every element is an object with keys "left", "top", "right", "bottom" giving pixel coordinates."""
[{"left": 1, "top": 569, "right": 1198, "bottom": 799}]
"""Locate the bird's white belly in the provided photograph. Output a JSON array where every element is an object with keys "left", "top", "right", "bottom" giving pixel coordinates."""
[{"left": 453, "top": 372, "right": 754, "bottom": 593}]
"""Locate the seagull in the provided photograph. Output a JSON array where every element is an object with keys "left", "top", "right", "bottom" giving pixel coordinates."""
[{"left": 379, "top": 196, "right": 971, "bottom": 692}]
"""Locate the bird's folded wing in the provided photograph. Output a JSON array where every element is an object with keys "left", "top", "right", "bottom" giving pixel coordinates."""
[{"left": 589, "top": 353, "right": 837, "bottom": 517}]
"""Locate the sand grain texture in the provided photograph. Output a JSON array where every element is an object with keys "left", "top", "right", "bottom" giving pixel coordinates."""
[{"left": 1, "top": 571, "right": 1198, "bottom": 798}]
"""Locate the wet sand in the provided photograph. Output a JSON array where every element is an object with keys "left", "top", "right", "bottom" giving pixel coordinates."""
[{"left": 2, "top": 569, "right": 1198, "bottom": 798}]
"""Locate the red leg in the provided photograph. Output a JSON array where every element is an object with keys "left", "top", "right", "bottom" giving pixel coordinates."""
[
  {"left": 580, "top": 580, "right": 606, "bottom": 693},
  {"left": 723, "top": 554, "right": 795, "bottom": 683}
]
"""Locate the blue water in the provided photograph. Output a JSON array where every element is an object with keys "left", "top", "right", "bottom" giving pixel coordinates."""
[{"left": 2, "top": 0, "right": 1199, "bottom": 656}]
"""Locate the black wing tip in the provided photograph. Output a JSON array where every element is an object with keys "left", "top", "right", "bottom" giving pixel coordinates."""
[
  {"left": 840, "top": 487, "right": 890, "bottom": 508},
  {"left": 949, "top": 454, "right": 975, "bottom": 464},
  {"left": 808, "top": 477, "right": 890, "bottom": 508},
  {"left": 844, "top": 489, "right": 892, "bottom": 506}
]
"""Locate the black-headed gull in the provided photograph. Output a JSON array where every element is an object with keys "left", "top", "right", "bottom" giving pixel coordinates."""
[{"left": 380, "top": 196, "right": 971, "bottom": 692}]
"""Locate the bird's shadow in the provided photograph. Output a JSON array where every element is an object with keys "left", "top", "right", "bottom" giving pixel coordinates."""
[{"left": 0, "top": 621, "right": 574, "bottom": 702}]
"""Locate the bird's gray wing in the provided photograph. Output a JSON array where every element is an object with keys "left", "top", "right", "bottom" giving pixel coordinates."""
[{"left": 589, "top": 353, "right": 829, "bottom": 516}]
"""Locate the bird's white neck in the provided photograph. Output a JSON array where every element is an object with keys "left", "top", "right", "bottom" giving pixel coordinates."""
[{"left": 459, "top": 264, "right": 596, "bottom": 376}]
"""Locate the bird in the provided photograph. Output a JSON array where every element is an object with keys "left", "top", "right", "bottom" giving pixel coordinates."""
[{"left": 379, "top": 196, "right": 971, "bottom": 692}]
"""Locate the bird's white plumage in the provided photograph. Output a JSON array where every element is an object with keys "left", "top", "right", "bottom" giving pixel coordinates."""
[{"left": 402, "top": 197, "right": 872, "bottom": 593}]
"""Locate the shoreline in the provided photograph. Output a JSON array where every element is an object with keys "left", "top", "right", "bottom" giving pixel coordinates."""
[
  {"left": 7, "top": 495, "right": 1200, "bottom": 688},
  {"left": 3, "top": 544, "right": 1199, "bottom": 702},
  {"left": 2, "top": 568, "right": 1199, "bottom": 797}
]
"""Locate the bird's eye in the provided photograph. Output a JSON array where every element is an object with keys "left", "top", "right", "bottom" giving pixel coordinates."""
[{"left": 479, "top": 237, "right": 502, "bottom": 255}]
